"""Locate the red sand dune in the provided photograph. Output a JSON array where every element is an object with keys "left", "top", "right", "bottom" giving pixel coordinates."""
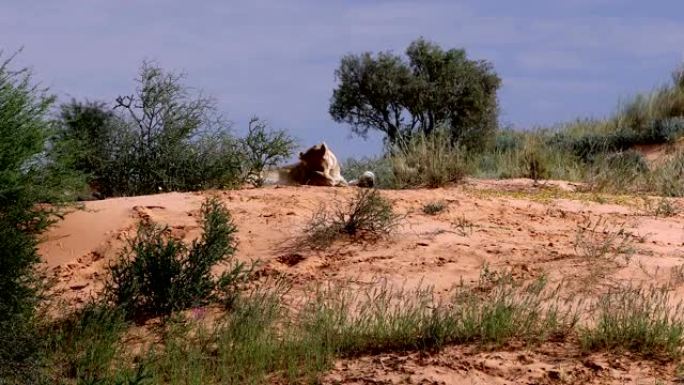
[{"left": 39, "top": 180, "right": 684, "bottom": 384}]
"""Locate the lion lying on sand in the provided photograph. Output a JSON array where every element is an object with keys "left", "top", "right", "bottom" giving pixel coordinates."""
[{"left": 261, "top": 142, "right": 375, "bottom": 188}]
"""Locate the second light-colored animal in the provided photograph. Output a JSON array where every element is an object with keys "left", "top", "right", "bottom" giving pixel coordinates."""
[{"left": 349, "top": 171, "right": 376, "bottom": 188}]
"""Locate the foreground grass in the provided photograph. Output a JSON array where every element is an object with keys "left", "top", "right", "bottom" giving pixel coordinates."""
[
  {"left": 40, "top": 273, "right": 684, "bottom": 385},
  {"left": 45, "top": 277, "right": 575, "bottom": 384},
  {"left": 580, "top": 286, "right": 684, "bottom": 358}
]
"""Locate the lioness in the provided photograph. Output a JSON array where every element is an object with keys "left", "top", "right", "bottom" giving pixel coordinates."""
[{"left": 261, "top": 142, "right": 371, "bottom": 187}]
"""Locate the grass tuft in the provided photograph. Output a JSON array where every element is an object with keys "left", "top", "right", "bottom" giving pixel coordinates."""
[
  {"left": 580, "top": 286, "right": 684, "bottom": 358},
  {"left": 573, "top": 216, "right": 635, "bottom": 261},
  {"left": 389, "top": 128, "right": 466, "bottom": 188}
]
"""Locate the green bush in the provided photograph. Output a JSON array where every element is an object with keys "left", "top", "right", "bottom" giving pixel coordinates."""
[
  {"left": 105, "top": 197, "right": 248, "bottom": 320},
  {"left": 53, "top": 65, "right": 297, "bottom": 197},
  {"left": 239, "top": 117, "right": 297, "bottom": 186},
  {"left": 109, "top": 62, "right": 247, "bottom": 196},
  {"left": 0, "top": 52, "right": 83, "bottom": 383},
  {"left": 52, "top": 99, "right": 117, "bottom": 198},
  {"left": 641, "top": 117, "right": 684, "bottom": 143}
]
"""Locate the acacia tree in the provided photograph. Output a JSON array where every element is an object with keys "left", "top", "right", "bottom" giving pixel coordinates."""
[
  {"left": 330, "top": 38, "right": 501, "bottom": 149},
  {"left": 113, "top": 61, "right": 224, "bottom": 194}
]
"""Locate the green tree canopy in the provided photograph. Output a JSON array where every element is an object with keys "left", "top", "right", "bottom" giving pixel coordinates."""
[
  {"left": 53, "top": 99, "right": 117, "bottom": 193},
  {"left": 330, "top": 38, "right": 501, "bottom": 149}
]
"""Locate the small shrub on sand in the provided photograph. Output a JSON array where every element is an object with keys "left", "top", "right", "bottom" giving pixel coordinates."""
[
  {"left": 422, "top": 200, "right": 447, "bottom": 215},
  {"left": 451, "top": 215, "right": 475, "bottom": 236},
  {"left": 104, "top": 197, "right": 249, "bottom": 320},
  {"left": 573, "top": 216, "right": 635, "bottom": 261},
  {"left": 643, "top": 196, "right": 679, "bottom": 217},
  {"left": 304, "top": 189, "right": 401, "bottom": 249}
]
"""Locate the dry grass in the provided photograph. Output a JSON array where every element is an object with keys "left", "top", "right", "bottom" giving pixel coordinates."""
[
  {"left": 422, "top": 200, "right": 447, "bottom": 215},
  {"left": 303, "top": 189, "right": 402, "bottom": 249}
]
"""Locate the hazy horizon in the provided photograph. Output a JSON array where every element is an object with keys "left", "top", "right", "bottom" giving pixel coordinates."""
[{"left": 3, "top": 0, "right": 684, "bottom": 159}]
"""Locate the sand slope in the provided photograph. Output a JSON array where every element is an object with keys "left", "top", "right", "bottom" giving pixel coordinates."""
[{"left": 39, "top": 180, "right": 684, "bottom": 384}]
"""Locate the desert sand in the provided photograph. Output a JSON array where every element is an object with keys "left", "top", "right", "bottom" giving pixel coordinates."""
[{"left": 39, "top": 179, "right": 684, "bottom": 384}]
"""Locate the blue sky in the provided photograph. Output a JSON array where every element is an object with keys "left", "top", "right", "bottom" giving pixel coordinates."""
[{"left": 3, "top": 0, "right": 684, "bottom": 159}]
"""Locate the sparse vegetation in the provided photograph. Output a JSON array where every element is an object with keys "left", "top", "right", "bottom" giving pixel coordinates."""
[
  {"left": 573, "top": 216, "right": 635, "bottom": 261},
  {"left": 423, "top": 200, "right": 447, "bottom": 215},
  {"left": 44, "top": 273, "right": 582, "bottom": 384},
  {"left": 644, "top": 196, "right": 680, "bottom": 217},
  {"left": 580, "top": 286, "right": 684, "bottom": 358},
  {"left": 304, "top": 189, "right": 401, "bottom": 248},
  {"left": 451, "top": 214, "right": 475, "bottom": 236}
]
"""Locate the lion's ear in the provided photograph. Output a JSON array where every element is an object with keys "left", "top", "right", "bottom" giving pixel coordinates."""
[{"left": 321, "top": 142, "right": 328, "bottom": 150}]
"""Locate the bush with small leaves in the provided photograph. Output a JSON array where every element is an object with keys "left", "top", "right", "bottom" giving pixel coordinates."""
[
  {"left": 105, "top": 197, "right": 249, "bottom": 320},
  {"left": 239, "top": 117, "right": 297, "bottom": 186},
  {"left": 0, "top": 51, "right": 83, "bottom": 383}
]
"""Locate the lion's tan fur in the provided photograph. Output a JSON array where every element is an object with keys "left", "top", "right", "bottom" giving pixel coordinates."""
[{"left": 262, "top": 142, "right": 348, "bottom": 187}]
